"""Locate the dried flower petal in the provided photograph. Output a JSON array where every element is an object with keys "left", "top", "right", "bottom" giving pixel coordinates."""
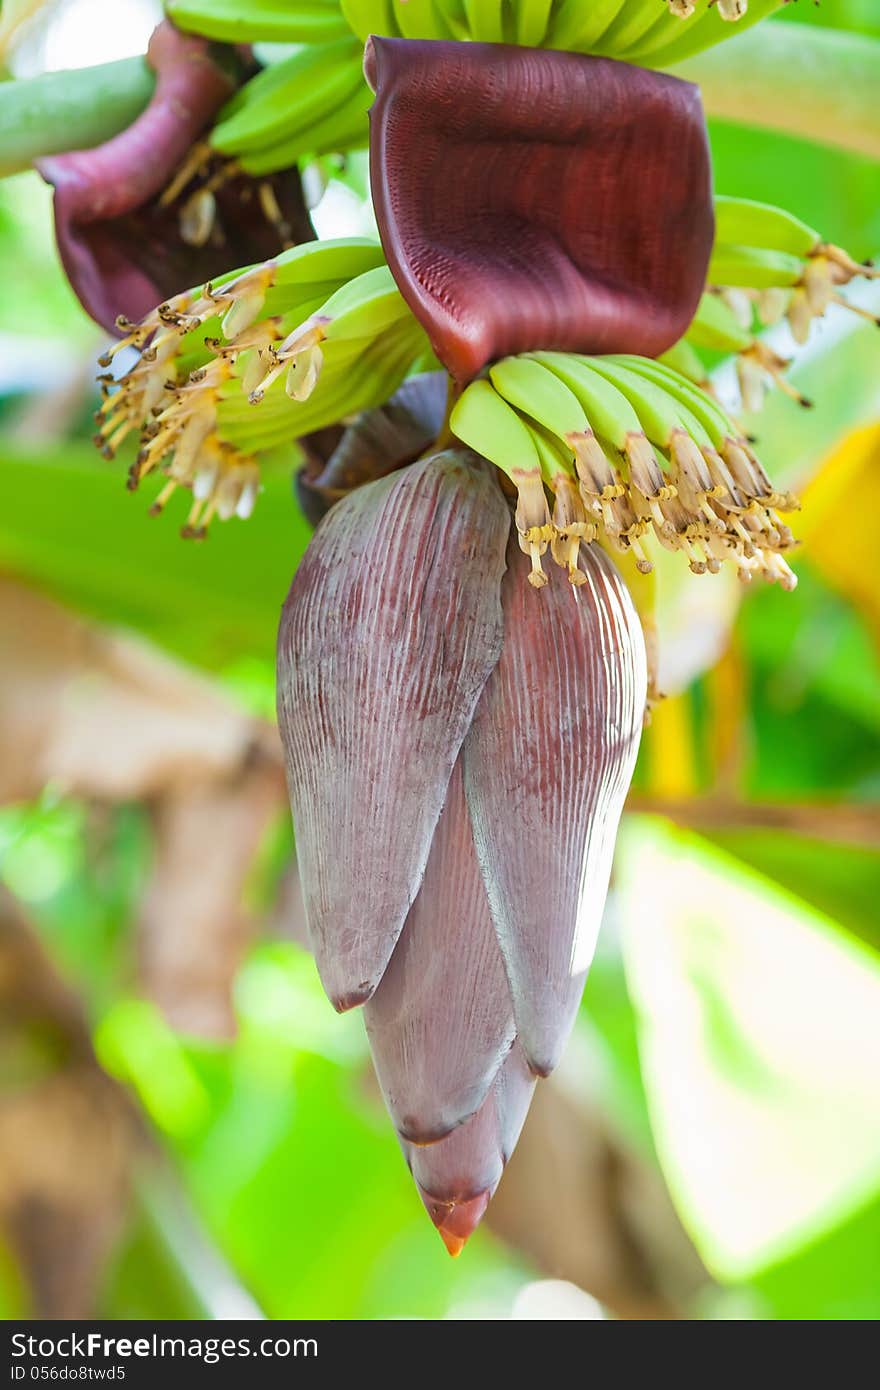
[
  {"left": 366, "top": 38, "right": 713, "bottom": 380},
  {"left": 277, "top": 450, "right": 509, "bottom": 1010},
  {"left": 464, "top": 539, "right": 646, "bottom": 1076},
  {"left": 365, "top": 760, "right": 515, "bottom": 1143}
]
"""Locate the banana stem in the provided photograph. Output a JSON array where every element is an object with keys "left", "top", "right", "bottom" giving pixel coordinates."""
[
  {"left": 674, "top": 23, "right": 880, "bottom": 163},
  {"left": 0, "top": 56, "right": 155, "bottom": 178}
]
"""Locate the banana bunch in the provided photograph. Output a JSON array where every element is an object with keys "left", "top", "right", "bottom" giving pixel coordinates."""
[
  {"left": 166, "top": 0, "right": 781, "bottom": 64},
  {"left": 208, "top": 36, "right": 369, "bottom": 175},
  {"left": 669, "top": 195, "right": 880, "bottom": 410},
  {"left": 341, "top": 0, "right": 782, "bottom": 58},
  {"left": 95, "top": 239, "right": 431, "bottom": 536},
  {"left": 162, "top": 0, "right": 790, "bottom": 177},
  {"left": 450, "top": 351, "right": 798, "bottom": 591}
]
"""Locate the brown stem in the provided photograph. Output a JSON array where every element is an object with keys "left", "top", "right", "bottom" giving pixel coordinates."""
[{"left": 626, "top": 795, "right": 880, "bottom": 847}]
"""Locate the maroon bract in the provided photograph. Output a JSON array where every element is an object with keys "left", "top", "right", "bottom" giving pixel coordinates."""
[
  {"left": 404, "top": 1042, "right": 535, "bottom": 1256},
  {"left": 276, "top": 448, "right": 648, "bottom": 1252},
  {"left": 276, "top": 450, "right": 509, "bottom": 1012},
  {"left": 364, "top": 761, "right": 515, "bottom": 1144},
  {"left": 464, "top": 536, "right": 647, "bottom": 1077},
  {"left": 366, "top": 37, "right": 714, "bottom": 381},
  {"left": 38, "top": 22, "right": 313, "bottom": 333}
]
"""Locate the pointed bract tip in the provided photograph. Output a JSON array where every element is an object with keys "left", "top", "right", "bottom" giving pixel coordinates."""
[
  {"left": 328, "top": 978, "right": 376, "bottom": 1014},
  {"left": 417, "top": 1185, "right": 492, "bottom": 1257}
]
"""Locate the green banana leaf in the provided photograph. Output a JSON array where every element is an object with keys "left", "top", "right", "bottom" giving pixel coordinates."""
[
  {"left": 619, "top": 817, "right": 880, "bottom": 1299},
  {"left": 0, "top": 440, "right": 311, "bottom": 672}
]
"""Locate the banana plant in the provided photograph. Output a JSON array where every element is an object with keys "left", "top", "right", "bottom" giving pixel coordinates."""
[{"left": 1, "top": 0, "right": 877, "bottom": 1257}]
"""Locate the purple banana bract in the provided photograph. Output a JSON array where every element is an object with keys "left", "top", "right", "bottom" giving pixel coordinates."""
[
  {"left": 38, "top": 22, "right": 313, "bottom": 334},
  {"left": 276, "top": 450, "right": 647, "bottom": 1251},
  {"left": 366, "top": 37, "right": 713, "bottom": 381}
]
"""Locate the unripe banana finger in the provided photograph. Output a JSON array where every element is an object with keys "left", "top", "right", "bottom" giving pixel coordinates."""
[
  {"left": 631, "top": 0, "right": 782, "bottom": 68},
  {"left": 489, "top": 356, "right": 588, "bottom": 439},
  {"left": 450, "top": 380, "right": 540, "bottom": 478},
  {"left": 340, "top": 0, "right": 400, "bottom": 40},
  {"left": 236, "top": 80, "right": 371, "bottom": 175},
  {"left": 714, "top": 195, "right": 819, "bottom": 258},
  {"left": 512, "top": 0, "right": 555, "bottom": 47},
  {"left": 545, "top": 0, "right": 626, "bottom": 50},
  {"left": 436, "top": 0, "right": 471, "bottom": 40},
  {"left": 586, "top": 357, "right": 686, "bottom": 451},
  {"left": 166, "top": 0, "right": 352, "bottom": 43},
  {"left": 392, "top": 0, "right": 454, "bottom": 39},
  {"left": 658, "top": 339, "right": 709, "bottom": 385},
  {"left": 686, "top": 291, "right": 754, "bottom": 353},
  {"left": 530, "top": 352, "right": 640, "bottom": 449},
  {"left": 620, "top": 0, "right": 710, "bottom": 61},
  {"left": 211, "top": 41, "right": 362, "bottom": 156},
  {"left": 270, "top": 238, "right": 386, "bottom": 296},
  {"left": 462, "top": 0, "right": 505, "bottom": 41},
  {"left": 610, "top": 355, "right": 731, "bottom": 450},
  {"left": 596, "top": 0, "right": 675, "bottom": 56},
  {"left": 708, "top": 243, "right": 803, "bottom": 290}
]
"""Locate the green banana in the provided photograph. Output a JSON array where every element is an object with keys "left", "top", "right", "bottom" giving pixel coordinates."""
[
  {"left": 269, "top": 238, "right": 386, "bottom": 295},
  {"left": 584, "top": 355, "right": 729, "bottom": 535},
  {"left": 609, "top": 355, "right": 733, "bottom": 450},
  {"left": 529, "top": 351, "right": 680, "bottom": 519},
  {"left": 339, "top": 0, "right": 399, "bottom": 41},
  {"left": 713, "top": 195, "right": 819, "bottom": 258},
  {"left": 708, "top": 243, "right": 804, "bottom": 290},
  {"left": 450, "top": 378, "right": 541, "bottom": 479},
  {"left": 658, "top": 338, "right": 709, "bottom": 385},
  {"left": 392, "top": 0, "right": 454, "bottom": 39},
  {"left": 596, "top": 0, "right": 672, "bottom": 56},
  {"left": 309, "top": 266, "right": 414, "bottom": 342},
  {"left": 585, "top": 357, "right": 700, "bottom": 450},
  {"left": 686, "top": 292, "right": 754, "bottom": 353},
  {"left": 462, "top": 0, "right": 505, "bottom": 41},
  {"left": 524, "top": 422, "right": 596, "bottom": 586},
  {"left": 527, "top": 419, "right": 577, "bottom": 485},
  {"left": 609, "top": 354, "right": 789, "bottom": 511},
  {"left": 586, "top": 354, "right": 779, "bottom": 574},
  {"left": 488, "top": 355, "right": 589, "bottom": 439},
  {"left": 438, "top": 0, "right": 470, "bottom": 39},
  {"left": 528, "top": 351, "right": 643, "bottom": 451},
  {"left": 96, "top": 238, "right": 432, "bottom": 537},
  {"left": 188, "top": 238, "right": 387, "bottom": 325},
  {"left": 165, "top": 0, "right": 352, "bottom": 44},
  {"left": 211, "top": 40, "right": 363, "bottom": 157},
  {"left": 620, "top": 0, "right": 709, "bottom": 61},
  {"left": 450, "top": 377, "right": 555, "bottom": 587},
  {"left": 222, "top": 318, "right": 426, "bottom": 447},
  {"left": 627, "top": 0, "right": 783, "bottom": 68},
  {"left": 231, "top": 77, "right": 372, "bottom": 175},
  {"left": 513, "top": 0, "right": 555, "bottom": 47},
  {"left": 545, "top": 0, "right": 626, "bottom": 50},
  {"left": 488, "top": 354, "right": 632, "bottom": 509}
]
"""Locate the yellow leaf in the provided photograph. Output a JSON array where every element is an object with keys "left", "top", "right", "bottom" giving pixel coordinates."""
[{"left": 794, "top": 421, "right": 880, "bottom": 647}]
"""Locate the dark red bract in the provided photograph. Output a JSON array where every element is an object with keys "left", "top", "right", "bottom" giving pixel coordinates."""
[
  {"left": 38, "top": 22, "right": 313, "bottom": 333},
  {"left": 366, "top": 37, "right": 714, "bottom": 381}
]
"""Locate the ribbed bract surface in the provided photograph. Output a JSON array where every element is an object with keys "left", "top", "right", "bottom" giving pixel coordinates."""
[
  {"left": 406, "top": 1041, "right": 535, "bottom": 1241},
  {"left": 365, "top": 759, "right": 515, "bottom": 1143},
  {"left": 277, "top": 450, "right": 509, "bottom": 1009},
  {"left": 464, "top": 540, "right": 647, "bottom": 1075}
]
